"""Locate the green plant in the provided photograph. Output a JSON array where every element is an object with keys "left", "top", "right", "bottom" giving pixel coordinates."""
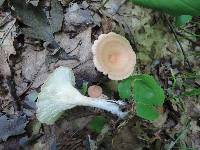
[
  {"left": 89, "top": 116, "right": 107, "bottom": 134},
  {"left": 118, "top": 74, "right": 165, "bottom": 121},
  {"left": 130, "top": 0, "right": 200, "bottom": 16},
  {"left": 130, "top": 0, "right": 200, "bottom": 26},
  {"left": 181, "top": 88, "right": 200, "bottom": 97},
  {"left": 80, "top": 81, "right": 88, "bottom": 95},
  {"left": 175, "top": 15, "right": 192, "bottom": 27}
]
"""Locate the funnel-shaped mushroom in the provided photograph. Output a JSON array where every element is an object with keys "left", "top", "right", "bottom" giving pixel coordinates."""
[
  {"left": 36, "top": 66, "right": 127, "bottom": 125},
  {"left": 92, "top": 32, "right": 136, "bottom": 80}
]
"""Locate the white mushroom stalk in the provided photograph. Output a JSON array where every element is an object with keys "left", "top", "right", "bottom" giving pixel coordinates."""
[{"left": 36, "top": 66, "right": 127, "bottom": 125}]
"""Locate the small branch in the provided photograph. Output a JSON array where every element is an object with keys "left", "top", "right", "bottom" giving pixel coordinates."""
[
  {"left": 0, "top": 19, "right": 15, "bottom": 46},
  {"left": 164, "top": 16, "right": 192, "bottom": 71}
]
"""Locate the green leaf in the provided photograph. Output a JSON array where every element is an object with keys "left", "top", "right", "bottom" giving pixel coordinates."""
[
  {"left": 117, "top": 74, "right": 165, "bottom": 121},
  {"left": 136, "top": 103, "right": 159, "bottom": 121},
  {"left": 89, "top": 116, "right": 107, "bottom": 134},
  {"left": 80, "top": 81, "right": 88, "bottom": 95},
  {"left": 181, "top": 88, "right": 200, "bottom": 97},
  {"left": 133, "top": 75, "right": 165, "bottom": 106},
  {"left": 118, "top": 78, "right": 133, "bottom": 99},
  {"left": 31, "top": 121, "right": 42, "bottom": 135},
  {"left": 131, "top": 0, "right": 200, "bottom": 16},
  {"left": 175, "top": 15, "right": 192, "bottom": 27}
]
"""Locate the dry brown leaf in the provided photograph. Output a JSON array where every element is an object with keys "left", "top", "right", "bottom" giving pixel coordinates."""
[
  {"left": 104, "top": 0, "right": 126, "bottom": 14},
  {"left": 15, "top": 44, "right": 48, "bottom": 95},
  {"left": 21, "top": 45, "right": 48, "bottom": 88},
  {"left": 15, "top": 28, "right": 98, "bottom": 95},
  {"left": 58, "top": 0, "right": 71, "bottom": 6},
  {"left": 55, "top": 27, "right": 98, "bottom": 82},
  {"left": 0, "top": 19, "right": 16, "bottom": 114},
  {"left": 0, "top": 19, "right": 16, "bottom": 76},
  {"left": 63, "top": 2, "right": 101, "bottom": 32},
  {"left": 28, "top": 0, "right": 40, "bottom": 6}
]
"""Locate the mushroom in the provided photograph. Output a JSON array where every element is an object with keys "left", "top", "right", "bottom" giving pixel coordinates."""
[
  {"left": 88, "top": 85, "right": 103, "bottom": 98},
  {"left": 36, "top": 66, "right": 127, "bottom": 125},
  {"left": 92, "top": 32, "right": 136, "bottom": 80}
]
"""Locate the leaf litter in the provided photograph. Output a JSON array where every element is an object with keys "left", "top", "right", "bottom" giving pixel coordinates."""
[
  {"left": 0, "top": 115, "right": 28, "bottom": 141},
  {"left": 0, "top": 0, "right": 200, "bottom": 149},
  {"left": 11, "top": 0, "right": 63, "bottom": 41},
  {"left": 0, "top": 14, "right": 17, "bottom": 115}
]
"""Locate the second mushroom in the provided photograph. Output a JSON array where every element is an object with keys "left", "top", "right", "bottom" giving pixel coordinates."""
[{"left": 92, "top": 32, "right": 136, "bottom": 80}]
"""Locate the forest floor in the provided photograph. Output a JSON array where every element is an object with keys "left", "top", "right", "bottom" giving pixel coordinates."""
[{"left": 0, "top": 0, "right": 200, "bottom": 150}]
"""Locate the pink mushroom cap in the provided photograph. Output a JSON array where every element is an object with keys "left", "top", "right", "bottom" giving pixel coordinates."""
[
  {"left": 88, "top": 85, "right": 103, "bottom": 98},
  {"left": 92, "top": 32, "right": 136, "bottom": 80}
]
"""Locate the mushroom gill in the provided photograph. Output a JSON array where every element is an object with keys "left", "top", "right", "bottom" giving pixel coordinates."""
[{"left": 92, "top": 32, "right": 136, "bottom": 80}]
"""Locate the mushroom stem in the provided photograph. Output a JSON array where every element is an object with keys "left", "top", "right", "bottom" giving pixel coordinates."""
[
  {"left": 36, "top": 66, "right": 128, "bottom": 125},
  {"left": 81, "top": 96, "right": 127, "bottom": 118}
]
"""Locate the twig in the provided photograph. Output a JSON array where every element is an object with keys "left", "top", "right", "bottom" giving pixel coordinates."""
[
  {"left": 72, "top": 58, "right": 92, "bottom": 70},
  {"left": 0, "top": 19, "right": 15, "bottom": 46},
  {"left": 165, "top": 16, "right": 192, "bottom": 71},
  {"left": 115, "top": 0, "right": 127, "bottom": 14},
  {"left": 167, "top": 121, "right": 191, "bottom": 150}
]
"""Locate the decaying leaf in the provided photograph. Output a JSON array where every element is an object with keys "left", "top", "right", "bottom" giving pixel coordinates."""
[
  {"left": 63, "top": 2, "right": 101, "bottom": 32},
  {"left": 33, "top": 125, "right": 57, "bottom": 150},
  {"left": 0, "top": 19, "right": 16, "bottom": 76},
  {"left": 14, "top": 44, "right": 48, "bottom": 95},
  {"left": 0, "top": 0, "right": 5, "bottom": 7},
  {"left": 12, "top": 0, "right": 63, "bottom": 41},
  {"left": 15, "top": 28, "right": 98, "bottom": 95},
  {"left": 0, "top": 18, "right": 16, "bottom": 113},
  {"left": 50, "top": 0, "right": 64, "bottom": 33},
  {"left": 0, "top": 12, "right": 13, "bottom": 27},
  {"left": 0, "top": 115, "right": 28, "bottom": 141},
  {"left": 27, "top": 0, "right": 40, "bottom": 6},
  {"left": 21, "top": 45, "right": 47, "bottom": 88},
  {"left": 56, "top": 116, "right": 93, "bottom": 135},
  {"left": 55, "top": 27, "right": 98, "bottom": 82},
  {"left": 0, "top": 74, "right": 15, "bottom": 115},
  {"left": 58, "top": 0, "right": 71, "bottom": 6},
  {"left": 104, "top": 0, "right": 126, "bottom": 14},
  {"left": 112, "top": 118, "right": 144, "bottom": 150}
]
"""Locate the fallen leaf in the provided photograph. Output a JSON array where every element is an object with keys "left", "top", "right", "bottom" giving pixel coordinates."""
[
  {"left": 0, "top": 74, "right": 15, "bottom": 115},
  {"left": 104, "top": 0, "right": 125, "bottom": 14},
  {"left": 58, "top": 0, "right": 71, "bottom": 6},
  {"left": 0, "top": 18, "right": 16, "bottom": 114},
  {"left": 0, "top": 0, "right": 5, "bottom": 6},
  {"left": 63, "top": 2, "right": 101, "bottom": 32},
  {"left": 55, "top": 27, "right": 98, "bottom": 83},
  {"left": 50, "top": 0, "right": 64, "bottom": 33},
  {"left": 0, "top": 115, "right": 28, "bottom": 141},
  {"left": 152, "top": 112, "right": 168, "bottom": 128},
  {"left": 32, "top": 126, "right": 57, "bottom": 150},
  {"left": 15, "top": 44, "right": 48, "bottom": 95},
  {"left": 28, "top": 0, "right": 40, "bottom": 6},
  {"left": 12, "top": 0, "right": 63, "bottom": 41},
  {"left": 15, "top": 28, "right": 98, "bottom": 95},
  {"left": 0, "top": 19, "right": 16, "bottom": 76},
  {"left": 21, "top": 45, "right": 48, "bottom": 88},
  {"left": 112, "top": 119, "right": 144, "bottom": 150}
]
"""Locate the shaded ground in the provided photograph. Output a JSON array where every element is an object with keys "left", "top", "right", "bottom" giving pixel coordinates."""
[{"left": 0, "top": 0, "right": 200, "bottom": 150}]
